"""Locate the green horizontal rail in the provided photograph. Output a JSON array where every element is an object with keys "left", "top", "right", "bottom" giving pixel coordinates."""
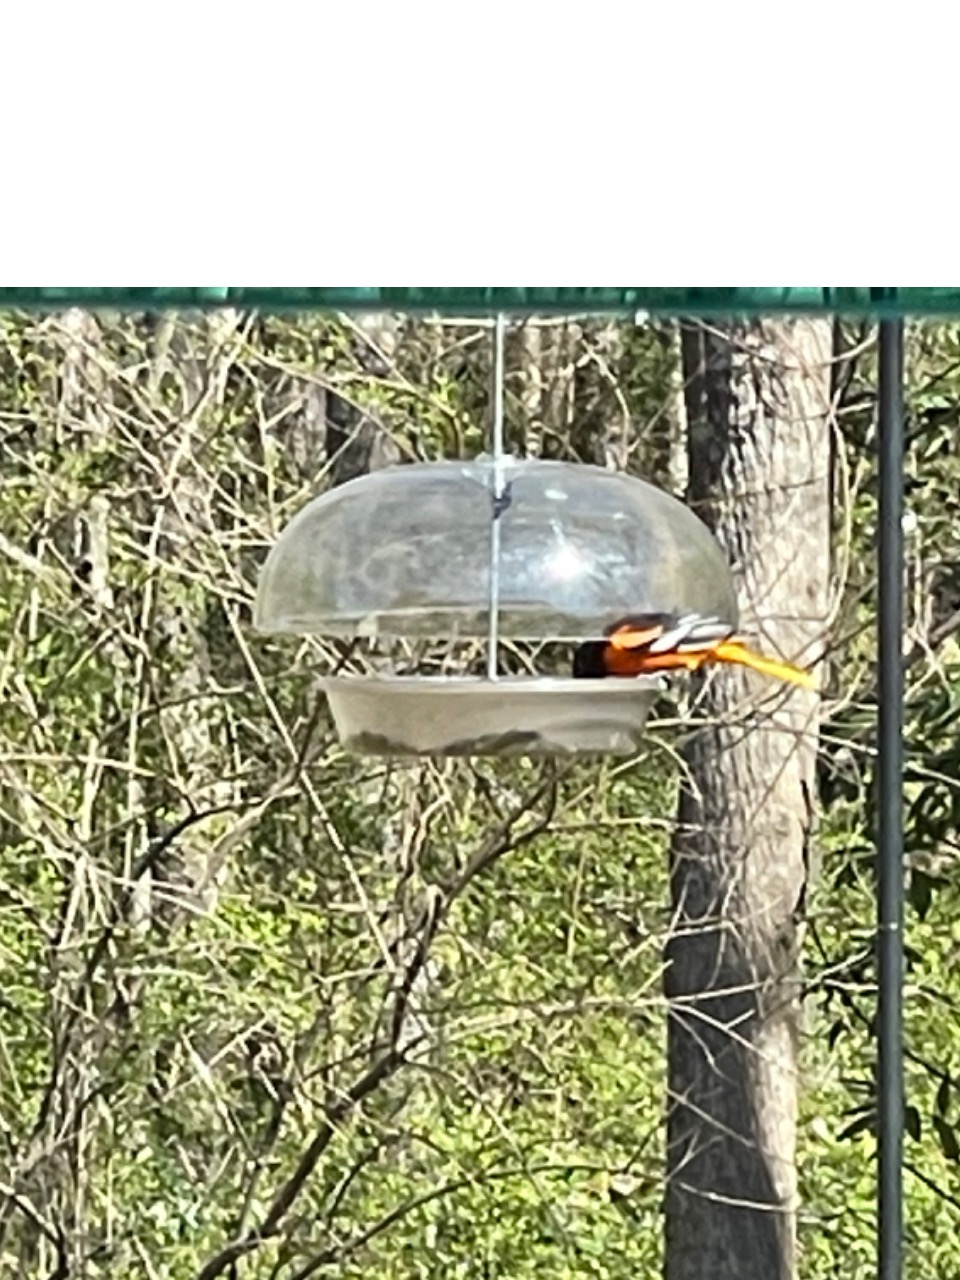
[{"left": 3, "top": 287, "right": 960, "bottom": 316}]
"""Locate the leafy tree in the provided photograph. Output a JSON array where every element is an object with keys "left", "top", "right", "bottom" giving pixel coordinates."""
[{"left": 3, "top": 306, "right": 960, "bottom": 1279}]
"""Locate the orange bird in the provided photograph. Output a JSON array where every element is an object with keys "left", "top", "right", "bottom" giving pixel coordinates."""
[{"left": 572, "top": 613, "right": 815, "bottom": 689}]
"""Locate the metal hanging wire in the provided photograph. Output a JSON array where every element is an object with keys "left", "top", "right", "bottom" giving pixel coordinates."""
[{"left": 486, "top": 313, "right": 509, "bottom": 680}]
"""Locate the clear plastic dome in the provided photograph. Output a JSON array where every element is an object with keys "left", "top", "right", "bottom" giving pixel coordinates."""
[{"left": 254, "top": 458, "right": 737, "bottom": 639}]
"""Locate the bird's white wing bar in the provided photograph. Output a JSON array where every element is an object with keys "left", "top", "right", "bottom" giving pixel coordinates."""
[{"left": 648, "top": 614, "right": 736, "bottom": 654}]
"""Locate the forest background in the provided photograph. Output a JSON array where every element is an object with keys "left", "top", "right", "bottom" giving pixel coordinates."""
[{"left": 1, "top": 308, "right": 959, "bottom": 1279}]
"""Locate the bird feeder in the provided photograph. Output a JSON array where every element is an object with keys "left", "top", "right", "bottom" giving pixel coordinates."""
[{"left": 254, "top": 320, "right": 737, "bottom": 757}]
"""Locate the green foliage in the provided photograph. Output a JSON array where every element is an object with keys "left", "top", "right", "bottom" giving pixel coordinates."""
[
  {"left": 3, "top": 309, "right": 960, "bottom": 1278},
  {"left": 804, "top": 319, "right": 960, "bottom": 1275},
  {"left": 0, "top": 313, "right": 680, "bottom": 1278}
]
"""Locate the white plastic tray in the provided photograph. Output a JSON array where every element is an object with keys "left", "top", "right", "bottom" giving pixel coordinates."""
[{"left": 321, "top": 674, "right": 661, "bottom": 757}]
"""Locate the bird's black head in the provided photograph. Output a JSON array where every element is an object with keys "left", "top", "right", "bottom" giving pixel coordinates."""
[{"left": 572, "top": 640, "right": 609, "bottom": 679}]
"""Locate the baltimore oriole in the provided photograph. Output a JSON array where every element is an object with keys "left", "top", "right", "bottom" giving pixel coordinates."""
[{"left": 572, "top": 613, "right": 815, "bottom": 689}]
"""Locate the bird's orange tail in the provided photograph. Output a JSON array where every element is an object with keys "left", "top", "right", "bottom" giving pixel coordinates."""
[{"left": 712, "top": 641, "right": 816, "bottom": 689}]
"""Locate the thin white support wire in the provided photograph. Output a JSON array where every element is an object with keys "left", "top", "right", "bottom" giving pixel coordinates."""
[{"left": 486, "top": 314, "right": 507, "bottom": 680}]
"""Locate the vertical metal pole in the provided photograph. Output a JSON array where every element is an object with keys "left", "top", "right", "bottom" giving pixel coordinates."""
[
  {"left": 877, "top": 316, "right": 905, "bottom": 1280},
  {"left": 486, "top": 314, "right": 507, "bottom": 680}
]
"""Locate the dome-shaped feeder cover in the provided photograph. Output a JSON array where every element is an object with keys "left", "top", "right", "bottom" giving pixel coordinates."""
[{"left": 254, "top": 458, "right": 737, "bottom": 639}]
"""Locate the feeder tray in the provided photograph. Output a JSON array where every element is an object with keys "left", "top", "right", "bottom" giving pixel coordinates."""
[
  {"left": 255, "top": 457, "right": 736, "bottom": 757},
  {"left": 322, "top": 674, "right": 661, "bottom": 757}
]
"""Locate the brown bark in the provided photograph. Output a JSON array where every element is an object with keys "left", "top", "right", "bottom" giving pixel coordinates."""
[
  {"left": 324, "top": 314, "right": 401, "bottom": 486},
  {"left": 664, "top": 319, "right": 831, "bottom": 1280}
]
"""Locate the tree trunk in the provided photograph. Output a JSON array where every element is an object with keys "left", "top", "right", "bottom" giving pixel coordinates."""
[
  {"left": 664, "top": 319, "right": 831, "bottom": 1280},
  {"left": 325, "top": 314, "right": 401, "bottom": 485}
]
